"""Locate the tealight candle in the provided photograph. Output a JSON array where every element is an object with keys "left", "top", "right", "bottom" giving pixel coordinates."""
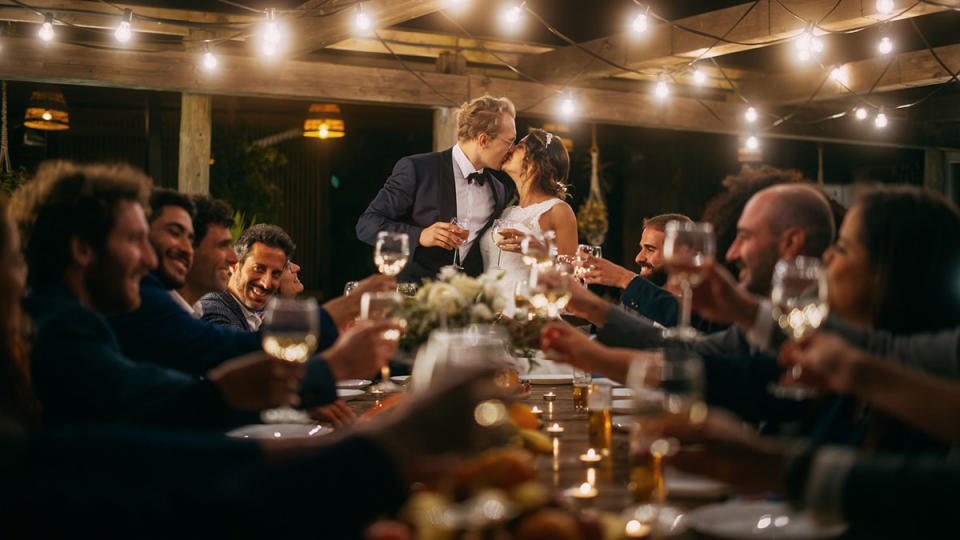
[
  {"left": 565, "top": 482, "right": 598, "bottom": 499},
  {"left": 530, "top": 405, "right": 543, "bottom": 415},
  {"left": 542, "top": 392, "right": 557, "bottom": 401},
  {"left": 579, "top": 448, "right": 603, "bottom": 463},
  {"left": 546, "top": 422, "right": 564, "bottom": 434},
  {"left": 625, "top": 519, "right": 651, "bottom": 538}
]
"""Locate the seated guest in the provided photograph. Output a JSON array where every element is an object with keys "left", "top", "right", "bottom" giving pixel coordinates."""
[
  {"left": 174, "top": 194, "right": 237, "bottom": 317},
  {"left": 202, "top": 224, "right": 293, "bottom": 332},
  {"left": 278, "top": 259, "right": 304, "bottom": 298},
  {"left": 583, "top": 213, "right": 692, "bottom": 289},
  {"left": 9, "top": 161, "right": 311, "bottom": 426}
]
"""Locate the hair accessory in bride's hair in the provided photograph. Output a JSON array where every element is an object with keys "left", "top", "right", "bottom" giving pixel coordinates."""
[{"left": 544, "top": 132, "right": 554, "bottom": 147}]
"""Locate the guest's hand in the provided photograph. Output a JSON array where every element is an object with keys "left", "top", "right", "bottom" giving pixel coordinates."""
[
  {"left": 536, "top": 271, "right": 611, "bottom": 326},
  {"left": 207, "top": 351, "right": 304, "bottom": 410},
  {"left": 641, "top": 408, "right": 788, "bottom": 494},
  {"left": 581, "top": 254, "right": 636, "bottom": 288},
  {"left": 323, "top": 274, "right": 397, "bottom": 328},
  {"left": 682, "top": 262, "right": 760, "bottom": 328},
  {"left": 324, "top": 319, "right": 403, "bottom": 381},
  {"left": 309, "top": 400, "right": 357, "bottom": 427},
  {"left": 420, "top": 222, "right": 467, "bottom": 250},
  {"left": 540, "top": 321, "right": 604, "bottom": 368},
  {"left": 780, "top": 332, "right": 867, "bottom": 394},
  {"left": 495, "top": 228, "right": 526, "bottom": 253}
]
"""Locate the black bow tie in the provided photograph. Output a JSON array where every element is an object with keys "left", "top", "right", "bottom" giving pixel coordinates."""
[{"left": 466, "top": 171, "right": 486, "bottom": 187}]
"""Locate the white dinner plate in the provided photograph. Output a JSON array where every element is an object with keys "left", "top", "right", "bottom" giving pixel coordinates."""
[
  {"left": 335, "top": 379, "right": 371, "bottom": 389},
  {"left": 226, "top": 424, "right": 331, "bottom": 440},
  {"left": 612, "top": 415, "right": 633, "bottom": 431},
  {"left": 663, "top": 467, "right": 728, "bottom": 499},
  {"left": 336, "top": 388, "right": 365, "bottom": 399},
  {"left": 612, "top": 399, "right": 637, "bottom": 414},
  {"left": 390, "top": 375, "right": 410, "bottom": 384},
  {"left": 612, "top": 387, "right": 634, "bottom": 398},
  {"left": 521, "top": 374, "right": 574, "bottom": 385},
  {"left": 687, "top": 501, "right": 846, "bottom": 539}
]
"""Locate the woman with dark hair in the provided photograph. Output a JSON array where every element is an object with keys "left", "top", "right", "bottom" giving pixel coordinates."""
[
  {"left": 480, "top": 127, "right": 577, "bottom": 285},
  {"left": 825, "top": 185, "right": 960, "bottom": 334}
]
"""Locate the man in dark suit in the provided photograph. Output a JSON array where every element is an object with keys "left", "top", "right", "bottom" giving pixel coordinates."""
[
  {"left": 201, "top": 223, "right": 294, "bottom": 332},
  {"left": 357, "top": 95, "right": 517, "bottom": 282}
]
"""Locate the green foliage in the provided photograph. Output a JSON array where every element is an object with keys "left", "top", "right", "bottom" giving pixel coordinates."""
[
  {"left": 230, "top": 210, "right": 256, "bottom": 242},
  {"left": 0, "top": 166, "right": 28, "bottom": 195},
  {"left": 209, "top": 130, "right": 287, "bottom": 225}
]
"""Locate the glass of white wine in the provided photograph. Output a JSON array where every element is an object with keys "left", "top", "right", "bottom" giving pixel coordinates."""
[
  {"left": 260, "top": 296, "right": 319, "bottom": 424},
  {"left": 768, "top": 256, "right": 829, "bottom": 400},
  {"left": 528, "top": 264, "right": 572, "bottom": 319},
  {"left": 520, "top": 230, "right": 557, "bottom": 268},
  {"left": 450, "top": 217, "right": 469, "bottom": 271},
  {"left": 574, "top": 244, "right": 601, "bottom": 283},
  {"left": 361, "top": 291, "right": 406, "bottom": 394},
  {"left": 661, "top": 221, "right": 715, "bottom": 341},
  {"left": 374, "top": 231, "right": 409, "bottom": 276},
  {"left": 490, "top": 219, "right": 507, "bottom": 268}
]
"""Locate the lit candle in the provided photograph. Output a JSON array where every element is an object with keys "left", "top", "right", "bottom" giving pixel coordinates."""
[
  {"left": 546, "top": 422, "right": 564, "bottom": 434},
  {"left": 565, "top": 481, "right": 598, "bottom": 499},
  {"left": 625, "top": 519, "right": 651, "bottom": 538},
  {"left": 579, "top": 448, "right": 603, "bottom": 463},
  {"left": 542, "top": 391, "right": 557, "bottom": 401},
  {"left": 530, "top": 405, "right": 543, "bottom": 416}
]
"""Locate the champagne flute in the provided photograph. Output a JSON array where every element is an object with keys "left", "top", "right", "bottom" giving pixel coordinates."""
[
  {"left": 374, "top": 231, "right": 409, "bottom": 276},
  {"left": 490, "top": 219, "right": 507, "bottom": 268},
  {"left": 450, "top": 217, "right": 468, "bottom": 271},
  {"left": 661, "top": 221, "right": 715, "bottom": 341},
  {"left": 260, "top": 296, "right": 319, "bottom": 424},
  {"left": 361, "top": 292, "right": 405, "bottom": 394},
  {"left": 768, "top": 256, "right": 829, "bottom": 400}
]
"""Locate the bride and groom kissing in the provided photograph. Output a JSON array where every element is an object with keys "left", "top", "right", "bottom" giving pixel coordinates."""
[{"left": 356, "top": 95, "right": 578, "bottom": 285}]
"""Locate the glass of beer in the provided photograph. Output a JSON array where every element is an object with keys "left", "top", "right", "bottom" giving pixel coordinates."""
[
  {"left": 587, "top": 380, "right": 613, "bottom": 456},
  {"left": 661, "top": 221, "right": 715, "bottom": 341},
  {"left": 572, "top": 367, "right": 592, "bottom": 411}
]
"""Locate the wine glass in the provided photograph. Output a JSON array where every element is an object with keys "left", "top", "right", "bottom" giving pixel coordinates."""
[
  {"left": 661, "top": 221, "right": 715, "bottom": 341},
  {"left": 343, "top": 281, "right": 359, "bottom": 296},
  {"left": 575, "top": 244, "right": 602, "bottom": 283},
  {"left": 374, "top": 231, "right": 409, "bottom": 276},
  {"left": 625, "top": 349, "right": 706, "bottom": 534},
  {"left": 513, "top": 280, "right": 535, "bottom": 321},
  {"left": 490, "top": 219, "right": 507, "bottom": 268},
  {"left": 361, "top": 292, "right": 406, "bottom": 394},
  {"left": 260, "top": 296, "right": 319, "bottom": 424},
  {"left": 450, "top": 217, "right": 469, "bottom": 270},
  {"left": 768, "top": 256, "right": 829, "bottom": 400},
  {"left": 410, "top": 326, "right": 515, "bottom": 392},
  {"left": 528, "top": 264, "right": 572, "bottom": 319},
  {"left": 521, "top": 230, "right": 557, "bottom": 268}
]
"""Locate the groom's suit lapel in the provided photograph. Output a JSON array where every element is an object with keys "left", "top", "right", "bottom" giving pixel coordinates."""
[{"left": 437, "top": 148, "right": 457, "bottom": 222}]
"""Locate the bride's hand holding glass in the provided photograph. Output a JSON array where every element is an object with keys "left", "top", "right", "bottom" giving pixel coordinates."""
[{"left": 495, "top": 227, "right": 525, "bottom": 253}]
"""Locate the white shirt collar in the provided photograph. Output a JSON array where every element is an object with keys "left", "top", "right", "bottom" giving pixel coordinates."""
[
  {"left": 233, "top": 294, "right": 263, "bottom": 331},
  {"left": 452, "top": 143, "right": 482, "bottom": 180},
  {"left": 169, "top": 290, "right": 203, "bottom": 319}
]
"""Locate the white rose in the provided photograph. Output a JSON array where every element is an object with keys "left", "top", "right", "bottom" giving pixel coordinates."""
[
  {"left": 426, "top": 283, "right": 466, "bottom": 316},
  {"left": 438, "top": 266, "right": 458, "bottom": 282},
  {"left": 449, "top": 275, "right": 483, "bottom": 300},
  {"left": 471, "top": 303, "right": 494, "bottom": 321}
]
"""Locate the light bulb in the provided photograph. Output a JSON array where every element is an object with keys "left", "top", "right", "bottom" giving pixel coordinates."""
[
  {"left": 876, "top": 0, "right": 894, "bottom": 15},
  {"left": 318, "top": 123, "right": 329, "bottom": 138},
  {"left": 502, "top": 4, "right": 523, "bottom": 30},
  {"left": 115, "top": 21, "right": 131, "bottom": 43},
  {"left": 692, "top": 67, "right": 706, "bottom": 85},
  {"left": 559, "top": 94, "right": 576, "bottom": 117},
  {"left": 745, "top": 107, "right": 758, "bottom": 123},
  {"left": 39, "top": 14, "right": 54, "bottom": 42},
  {"left": 830, "top": 66, "right": 849, "bottom": 86},
  {"left": 260, "top": 8, "right": 283, "bottom": 57},
  {"left": 631, "top": 13, "right": 648, "bottom": 34},
  {"left": 795, "top": 29, "right": 823, "bottom": 61},
  {"left": 877, "top": 36, "right": 893, "bottom": 54},
  {"left": 42, "top": 111, "right": 52, "bottom": 121},
  {"left": 745, "top": 135, "right": 759, "bottom": 150},
  {"left": 654, "top": 78, "right": 669, "bottom": 99},
  {"left": 202, "top": 51, "right": 218, "bottom": 71},
  {"left": 446, "top": 0, "right": 469, "bottom": 10},
  {"left": 875, "top": 111, "right": 888, "bottom": 128},
  {"left": 854, "top": 107, "right": 868, "bottom": 120},
  {"left": 355, "top": 6, "right": 372, "bottom": 32}
]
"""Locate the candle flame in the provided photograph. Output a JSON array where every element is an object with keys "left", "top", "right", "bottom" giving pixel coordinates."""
[{"left": 579, "top": 482, "right": 592, "bottom": 494}]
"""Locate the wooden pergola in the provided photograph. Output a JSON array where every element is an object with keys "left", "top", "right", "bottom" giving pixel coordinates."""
[{"left": 1, "top": 0, "right": 958, "bottom": 193}]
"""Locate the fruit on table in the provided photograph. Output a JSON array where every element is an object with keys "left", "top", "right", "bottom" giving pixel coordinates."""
[
  {"left": 452, "top": 448, "right": 537, "bottom": 499},
  {"left": 513, "top": 509, "right": 581, "bottom": 540},
  {"left": 508, "top": 402, "right": 539, "bottom": 430},
  {"left": 517, "top": 428, "right": 553, "bottom": 454}
]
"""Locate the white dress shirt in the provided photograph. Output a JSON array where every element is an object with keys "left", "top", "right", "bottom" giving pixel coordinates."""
[
  {"left": 169, "top": 290, "right": 203, "bottom": 319},
  {"left": 451, "top": 144, "right": 496, "bottom": 263}
]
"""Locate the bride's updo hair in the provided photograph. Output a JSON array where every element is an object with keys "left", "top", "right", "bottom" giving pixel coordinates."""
[{"left": 519, "top": 127, "right": 570, "bottom": 199}]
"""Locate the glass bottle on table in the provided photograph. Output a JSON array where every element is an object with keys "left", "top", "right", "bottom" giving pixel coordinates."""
[
  {"left": 374, "top": 231, "right": 409, "bottom": 276},
  {"left": 361, "top": 292, "right": 406, "bottom": 394},
  {"left": 260, "top": 296, "right": 319, "bottom": 424},
  {"left": 661, "top": 221, "right": 715, "bottom": 341},
  {"left": 768, "top": 256, "right": 829, "bottom": 400}
]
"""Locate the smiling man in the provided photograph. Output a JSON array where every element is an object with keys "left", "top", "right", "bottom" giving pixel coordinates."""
[
  {"left": 147, "top": 189, "right": 195, "bottom": 290},
  {"left": 174, "top": 195, "right": 237, "bottom": 317},
  {"left": 201, "top": 224, "right": 294, "bottom": 332}
]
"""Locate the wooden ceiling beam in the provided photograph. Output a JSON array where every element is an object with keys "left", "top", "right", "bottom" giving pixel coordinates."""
[
  {"left": 743, "top": 42, "right": 960, "bottom": 105},
  {"left": 517, "top": 0, "right": 953, "bottom": 83}
]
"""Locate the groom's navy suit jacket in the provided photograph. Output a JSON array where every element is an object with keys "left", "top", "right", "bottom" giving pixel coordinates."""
[{"left": 356, "top": 148, "right": 511, "bottom": 283}]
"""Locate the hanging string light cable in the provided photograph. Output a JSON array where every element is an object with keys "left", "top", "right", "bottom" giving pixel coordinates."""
[{"left": 373, "top": 29, "right": 460, "bottom": 107}]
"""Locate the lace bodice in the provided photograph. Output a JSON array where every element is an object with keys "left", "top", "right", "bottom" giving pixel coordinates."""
[{"left": 479, "top": 198, "right": 566, "bottom": 286}]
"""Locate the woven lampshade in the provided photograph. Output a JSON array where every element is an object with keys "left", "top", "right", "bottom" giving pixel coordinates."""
[
  {"left": 303, "top": 103, "right": 345, "bottom": 139},
  {"left": 24, "top": 89, "right": 70, "bottom": 131}
]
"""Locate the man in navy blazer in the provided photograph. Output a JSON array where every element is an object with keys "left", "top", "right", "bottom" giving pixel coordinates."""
[{"left": 357, "top": 95, "right": 517, "bottom": 282}]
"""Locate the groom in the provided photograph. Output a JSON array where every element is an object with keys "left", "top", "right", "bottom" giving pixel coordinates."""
[{"left": 356, "top": 95, "right": 516, "bottom": 282}]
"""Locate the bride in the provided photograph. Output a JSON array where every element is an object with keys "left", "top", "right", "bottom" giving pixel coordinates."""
[{"left": 479, "top": 127, "right": 578, "bottom": 285}]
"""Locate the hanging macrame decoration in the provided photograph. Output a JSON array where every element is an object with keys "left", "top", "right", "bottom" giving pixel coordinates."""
[{"left": 577, "top": 123, "right": 608, "bottom": 246}]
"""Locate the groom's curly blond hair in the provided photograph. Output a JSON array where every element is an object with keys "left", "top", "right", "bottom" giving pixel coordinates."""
[{"left": 456, "top": 96, "right": 516, "bottom": 142}]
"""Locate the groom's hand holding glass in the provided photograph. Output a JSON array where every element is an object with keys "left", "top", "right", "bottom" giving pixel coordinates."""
[{"left": 419, "top": 221, "right": 468, "bottom": 250}]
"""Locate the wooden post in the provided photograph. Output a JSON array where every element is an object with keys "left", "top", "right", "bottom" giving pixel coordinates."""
[
  {"left": 178, "top": 93, "right": 211, "bottom": 194},
  {"left": 432, "top": 106, "right": 458, "bottom": 152}
]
